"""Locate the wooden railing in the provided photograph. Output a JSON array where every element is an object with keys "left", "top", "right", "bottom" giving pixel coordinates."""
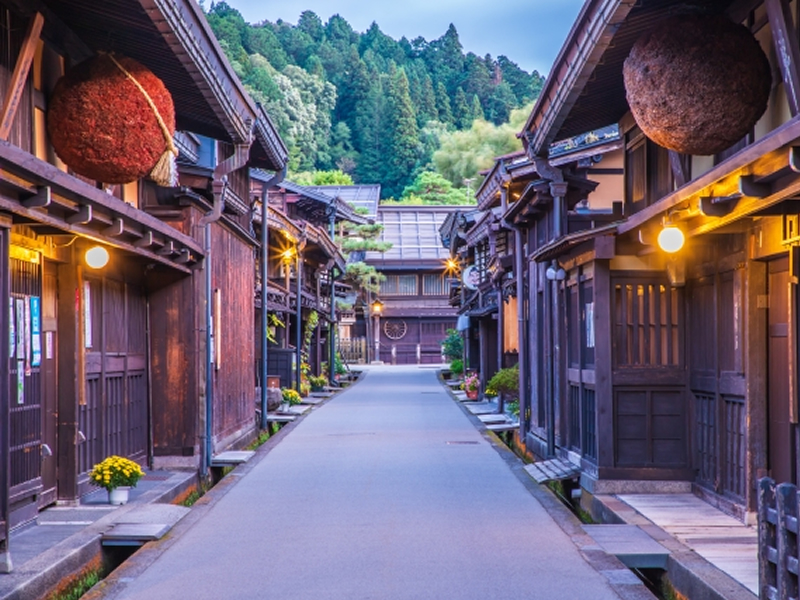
[
  {"left": 758, "top": 477, "right": 799, "bottom": 600},
  {"left": 339, "top": 338, "right": 368, "bottom": 364}
]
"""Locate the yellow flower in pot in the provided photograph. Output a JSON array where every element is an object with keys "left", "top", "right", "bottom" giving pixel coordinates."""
[{"left": 89, "top": 455, "right": 144, "bottom": 505}]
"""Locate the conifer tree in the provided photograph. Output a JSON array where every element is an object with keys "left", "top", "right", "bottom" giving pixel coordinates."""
[
  {"left": 435, "top": 81, "right": 453, "bottom": 125},
  {"left": 454, "top": 87, "right": 471, "bottom": 130},
  {"left": 382, "top": 68, "right": 420, "bottom": 198}
]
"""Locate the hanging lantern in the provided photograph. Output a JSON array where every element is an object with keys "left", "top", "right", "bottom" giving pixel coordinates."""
[
  {"left": 47, "top": 53, "right": 178, "bottom": 186},
  {"left": 623, "top": 15, "right": 771, "bottom": 156}
]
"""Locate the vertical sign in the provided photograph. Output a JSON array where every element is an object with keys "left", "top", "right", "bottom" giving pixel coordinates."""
[
  {"left": 23, "top": 295, "right": 31, "bottom": 374},
  {"left": 15, "top": 297, "right": 24, "bottom": 360},
  {"left": 16, "top": 360, "right": 24, "bottom": 403},
  {"left": 45, "top": 331, "right": 53, "bottom": 360},
  {"left": 9, "top": 297, "right": 14, "bottom": 357},
  {"left": 83, "top": 281, "right": 92, "bottom": 348},
  {"left": 30, "top": 296, "right": 41, "bottom": 367},
  {"left": 585, "top": 302, "right": 595, "bottom": 349}
]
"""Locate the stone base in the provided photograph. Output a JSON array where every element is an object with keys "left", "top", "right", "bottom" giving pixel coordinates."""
[{"left": 581, "top": 473, "right": 691, "bottom": 495}]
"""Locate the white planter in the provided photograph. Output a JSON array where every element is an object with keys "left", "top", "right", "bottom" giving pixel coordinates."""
[{"left": 108, "top": 486, "right": 130, "bottom": 505}]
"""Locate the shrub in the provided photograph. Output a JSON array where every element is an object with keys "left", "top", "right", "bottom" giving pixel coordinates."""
[
  {"left": 449, "top": 358, "right": 464, "bottom": 375},
  {"left": 462, "top": 372, "right": 480, "bottom": 392},
  {"left": 282, "top": 388, "right": 302, "bottom": 405},
  {"left": 440, "top": 328, "right": 463, "bottom": 361},
  {"left": 488, "top": 364, "right": 519, "bottom": 400},
  {"left": 309, "top": 374, "right": 327, "bottom": 390}
]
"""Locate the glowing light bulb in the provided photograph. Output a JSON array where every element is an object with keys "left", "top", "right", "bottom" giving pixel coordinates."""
[
  {"left": 85, "top": 246, "right": 109, "bottom": 269},
  {"left": 657, "top": 225, "right": 685, "bottom": 253}
]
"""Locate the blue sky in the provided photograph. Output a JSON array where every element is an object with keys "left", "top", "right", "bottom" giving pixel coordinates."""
[{"left": 216, "top": 0, "right": 585, "bottom": 76}]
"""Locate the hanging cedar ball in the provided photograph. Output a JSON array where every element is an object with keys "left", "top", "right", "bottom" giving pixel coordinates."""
[
  {"left": 623, "top": 15, "right": 771, "bottom": 156},
  {"left": 47, "top": 53, "right": 176, "bottom": 185}
]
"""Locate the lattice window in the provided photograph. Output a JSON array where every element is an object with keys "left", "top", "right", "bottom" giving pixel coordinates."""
[
  {"left": 613, "top": 280, "right": 682, "bottom": 367},
  {"left": 422, "top": 273, "right": 446, "bottom": 296},
  {"left": 380, "top": 275, "right": 417, "bottom": 296}
]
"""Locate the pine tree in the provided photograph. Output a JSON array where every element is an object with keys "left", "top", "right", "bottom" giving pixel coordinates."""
[
  {"left": 470, "top": 94, "right": 485, "bottom": 122},
  {"left": 453, "top": 87, "right": 471, "bottom": 130},
  {"left": 435, "top": 81, "right": 453, "bottom": 125},
  {"left": 418, "top": 74, "right": 438, "bottom": 127},
  {"left": 382, "top": 68, "right": 420, "bottom": 198}
]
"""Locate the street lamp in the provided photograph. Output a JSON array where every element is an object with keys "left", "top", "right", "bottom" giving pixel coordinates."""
[
  {"left": 371, "top": 298, "right": 383, "bottom": 363},
  {"left": 85, "top": 245, "right": 110, "bottom": 269}
]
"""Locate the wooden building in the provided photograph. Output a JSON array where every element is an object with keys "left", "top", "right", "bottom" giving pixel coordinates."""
[
  {"left": 366, "top": 205, "right": 460, "bottom": 365},
  {"left": 262, "top": 180, "right": 362, "bottom": 385},
  {"left": 512, "top": 0, "right": 800, "bottom": 522},
  {"left": 0, "top": 0, "right": 288, "bottom": 568}
]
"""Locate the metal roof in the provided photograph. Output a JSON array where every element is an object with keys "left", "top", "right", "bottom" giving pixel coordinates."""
[
  {"left": 305, "top": 185, "right": 382, "bottom": 217},
  {"left": 366, "top": 206, "right": 465, "bottom": 264}
]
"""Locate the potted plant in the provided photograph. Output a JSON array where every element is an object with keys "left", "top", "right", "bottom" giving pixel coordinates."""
[
  {"left": 89, "top": 455, "right": 144, "bottom": 505},
  {"left": 308, "top": 374, "right": 328, "bottom": 392},
  {"left": 281, "top": 388, "right": 302, "bottom": 412},
  {"left": 462, "top": 372, "right": 480, "bottom": 400}
]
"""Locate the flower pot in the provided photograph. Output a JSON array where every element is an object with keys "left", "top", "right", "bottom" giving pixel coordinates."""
[
  {"left": 466, "top": 389, "right": 478, "bottom": 400},
  {"left": 280, "top": 402, "right": 291, "bottom": 413},
  {"left": 108, "top": 486, "right": 131, "bottom": 505}
]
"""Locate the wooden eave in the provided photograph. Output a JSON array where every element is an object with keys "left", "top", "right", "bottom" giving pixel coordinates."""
[
  {"left": 0, "top": 142, "right": 202, "bottom": 271},
  {"left": 530, "top": 222, "right": 620, "bottom": 263},
  {"left": 303, "top": 222, "right": 347, "bottom": 272},
  {"left": 37, "top": 0, "right": 267, "bottom": 149},
  {"left": 465, "top": 211, "right": 497, "bottom": 247},
  {"left": 617, "top": 114, "right": 800, "bottom": 241},
  {"left": 263, "top": 206, "right": 301, "bottom": 240}
]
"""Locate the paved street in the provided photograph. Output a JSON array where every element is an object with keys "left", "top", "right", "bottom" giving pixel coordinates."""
[{"left": 97, "top": 366, "right": 632, "bottom": 599}]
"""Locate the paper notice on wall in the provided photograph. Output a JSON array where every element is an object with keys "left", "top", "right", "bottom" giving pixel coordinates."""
[
  {"left": 9, "top": 297, "right": 15, "bottom": 358},
  {"left": 15, "top": 298, "right": 25, "bottom": 361},
  {"left": 84, "top": 281, "right": 92, "bottom": 348},
  {"left": 45, "top": 331, "right": 53, "bottom": 360},
  {"left": 17, "top": 360, "right": 24, "bottom": 404},
  {"left": 585, "top": 302, "right": 595, "bottom": 349},
  {"left": 30, "top": 296, "right": 41, "bottom": 367}
]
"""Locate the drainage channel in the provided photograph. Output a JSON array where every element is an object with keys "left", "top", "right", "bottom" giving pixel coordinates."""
[{"left": 493, "top": 438, "right": 674, "bottom": 600}]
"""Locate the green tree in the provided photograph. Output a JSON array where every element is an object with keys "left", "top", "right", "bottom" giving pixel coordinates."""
[
  {"left": 382, "top": 68, "right": 420, "bottom": 198},
  {"left": 417, "top": 74, "right": 438, "bottom": 127},
  {"left": 453, "top": 87, "right": 471, "bottom": 130},
  {"left": 485, "top": 81, "right": 518, "bottom": 125},
  {"left": 435, "top": 81, "right": 453, "bottom": 125},
  {"left": 399, "top": 171, "right": 470, "bottom": 205}
]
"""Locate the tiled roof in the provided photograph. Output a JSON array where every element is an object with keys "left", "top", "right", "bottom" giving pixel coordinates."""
[{"left": 305, "top": 185, "right": 381, "bottom": 217}]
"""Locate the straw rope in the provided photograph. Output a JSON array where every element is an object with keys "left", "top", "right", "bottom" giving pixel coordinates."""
[{"left": 103, "top": 52, "right": 178, "bottom": 186}]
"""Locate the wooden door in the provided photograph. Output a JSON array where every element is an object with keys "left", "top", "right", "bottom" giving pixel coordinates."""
[
  {"left": 39, "top": 261, "right": 57, "bottom": 507},
  {"left": 9, "top": 255, "right": 43, "bottom": 527},
  {"left": 768, "top": 257, "right": 794, "bottom": 483}
]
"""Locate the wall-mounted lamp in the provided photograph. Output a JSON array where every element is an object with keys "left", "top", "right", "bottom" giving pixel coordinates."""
[
  {"left": 85, "top": 245, "right": 109, "bottom": 269},
  {"left": 282, "top": 247, "right": 295, "bottom": 261},
  {"left": 445, "top": 258, "right": 459, "bottom": 272},
  {"left": 657, "top": 224, "right": 685, "bottom": 253},
  {"left": 371, "top": 298, "right": 384, "bottom": 315},
  {"left": 545, "top": 263, "right": 566, "bottom": 281}
]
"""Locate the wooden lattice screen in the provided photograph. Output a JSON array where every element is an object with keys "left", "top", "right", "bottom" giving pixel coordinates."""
[{"left": 759, "top": 477, "right": 800, "bottom": 600}]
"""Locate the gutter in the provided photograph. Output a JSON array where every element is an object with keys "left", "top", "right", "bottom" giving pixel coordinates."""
[
  {"left": 200, "top": 138, "right": 252, "bottom": 477},
  {"left": 259, "top": 166, "right": 287, "bottom": 430}
]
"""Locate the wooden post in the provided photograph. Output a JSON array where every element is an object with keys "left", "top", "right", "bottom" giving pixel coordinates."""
[
  {"left": 776, "top": 482, "right": 799, "bottom": 599},
  {"left": 0, "top": 12, "right": 44, "bottom": 140},
  {"left": 0, "top": 222, "right": 10, "bottom": 572},
  {"left": 765, "top": 0, "right": 800, "bottom": 117},
  {"left": 759, "top": 477, "right": 778, "bottom": 600},
  {"left": 57, "top": 258, "right": 80, "bottom": 502},
  {"left": 747, "top": 258, "right": 769, "bottom": 513}
]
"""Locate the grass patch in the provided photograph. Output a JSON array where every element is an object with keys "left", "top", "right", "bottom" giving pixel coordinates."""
[
  {"left": 180, "top": 489, "right": 201, "bottom": 507},
  {"left": 245, "top": 429, "right": 271, "bottom": 451},
  {"left": 546, "top": 480, "right": 594, "bottom": 524},
  {"left": 46, "top": 566, "right": 102, "bottom": 600}
]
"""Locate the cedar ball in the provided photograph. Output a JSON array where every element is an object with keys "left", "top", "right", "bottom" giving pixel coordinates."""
[
  {"left": 47, "top": 54, "right": 175, "bottom": 184},
  {"left": 623, "top": 15, "right": 771, "bottom": 156}
]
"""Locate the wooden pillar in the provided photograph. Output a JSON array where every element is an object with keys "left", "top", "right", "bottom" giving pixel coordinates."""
[
  {"left": 0, "top": 219, "right": 10, "bottom": 572},
  {"left": 57, "top": 257, "right": 81, "bottom": 502},
  {"left": 746, "top": 255, "right": 768, "bottom": 512},
  {"left": 594, "top": 259, "right": 614, "bottom": 471}
]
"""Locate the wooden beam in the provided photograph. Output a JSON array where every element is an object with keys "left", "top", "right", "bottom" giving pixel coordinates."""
[
  {"left": 765, "top": 0, "right": 800, "bottom": 116},
  {"left": 0, "top": 12, "right": 44, "bottom": 140},
  {"left": 66, "top": 205, "right": 91, "bottom": 225},
  {"left": 699, "top": 196, "right": 739, "bottom": 217},
  {"left": 668, "top": 151, "right": 689, "bottom": 188},
  {"left": 176, "top": 248, "right": 191, "bottom": 264},
  {"left": 103, "top": 218, "right": 124, "bottom": 237},
  {"left": 21, "top": 185, "right": 50, "bottom": 208},
  {"left": 739, "top": 174, "right": 771, "bottom": 198},
  {"left": 134, "top": 231, "right": 154, "bottom": 248},
  {"left": 157, "top": 241, "right": 175, "bottom": 256}
]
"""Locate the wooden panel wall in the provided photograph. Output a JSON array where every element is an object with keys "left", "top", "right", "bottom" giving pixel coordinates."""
[{"left": 211, "top": 222, "right": 255, "bottom": 446}]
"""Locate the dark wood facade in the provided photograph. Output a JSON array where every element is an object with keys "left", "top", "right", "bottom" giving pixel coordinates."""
[
  {"left": 493, "top": 0, "right": 800, "bottom": 523},
  {"left": 0, "top": 0, "right": 288, "bottom": 569}
]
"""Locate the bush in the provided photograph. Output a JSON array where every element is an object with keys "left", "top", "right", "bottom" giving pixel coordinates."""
[
  {"left": 449, "top": 358, "right": 464, "bottom": 376},
  {"left": 488, "top": 364, "right": 519, "bottom": 400},
  {"left": 282, "top": 388, "right": 302, "bottom": 405},
  {"left": 309, "top": 374, "right": 327, "bottom": 390},
  {"left": 440, "top": 328, "right": 463, "bottom": 361}
]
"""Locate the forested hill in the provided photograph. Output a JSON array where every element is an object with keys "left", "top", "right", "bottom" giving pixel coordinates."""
[{"left": 205, "top": 3, "right": 545, "bottom": 199}]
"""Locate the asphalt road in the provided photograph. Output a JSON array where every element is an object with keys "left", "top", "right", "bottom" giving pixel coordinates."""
[{"left": 98, "top": 365, "right": 630, "bottom": 599}]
